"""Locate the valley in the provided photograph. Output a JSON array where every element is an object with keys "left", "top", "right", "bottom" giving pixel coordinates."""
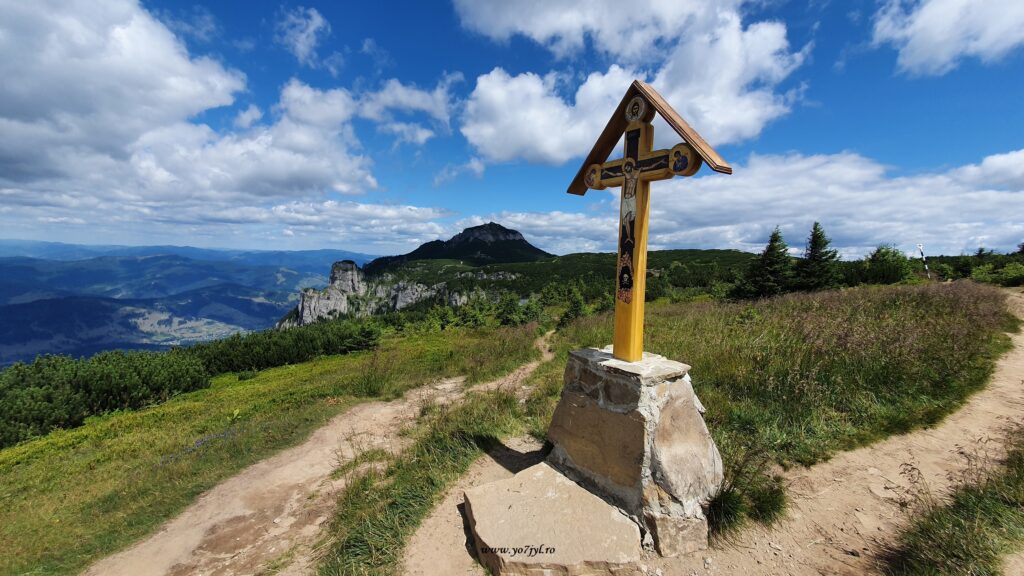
[{"left": 0, "top": 246, "right": 371, "bottom": 363}]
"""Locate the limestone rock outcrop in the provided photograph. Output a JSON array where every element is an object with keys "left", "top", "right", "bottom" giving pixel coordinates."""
[{"left": 276, "top": 260, "right": 470, "bottom": 328}]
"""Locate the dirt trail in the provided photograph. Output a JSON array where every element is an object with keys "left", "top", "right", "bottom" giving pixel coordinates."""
[
  {"left": 403, "top": 289, "right": 1024, "bottom": 576},
  {"left": 83, "top": 332, "right": 554, "bottom": 576}
]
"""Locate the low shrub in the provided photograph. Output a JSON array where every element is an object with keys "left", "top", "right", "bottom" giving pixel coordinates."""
[{"left": 0, "top": 318, "right": 380, "bottom": 448}]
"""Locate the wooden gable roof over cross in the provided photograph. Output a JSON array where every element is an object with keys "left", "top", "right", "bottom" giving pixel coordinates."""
[{"left": 567, "top": 80, "right": 732, "bottom": 196}]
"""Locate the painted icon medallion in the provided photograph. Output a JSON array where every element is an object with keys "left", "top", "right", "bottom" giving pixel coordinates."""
[{"left": 624, "top": 95, "right": 647, "bottom": 122}]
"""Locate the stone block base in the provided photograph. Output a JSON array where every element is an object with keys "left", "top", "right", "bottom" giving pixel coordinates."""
[
  {"left": 463, "top": 463, "right": 643, "bottom": 575},
  {"left": 546, "top": 346, "right": 724, "bottom": 556}
]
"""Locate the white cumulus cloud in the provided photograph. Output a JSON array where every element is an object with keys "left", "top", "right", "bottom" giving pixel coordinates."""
[
  {"left": 234, "top": 104, "right": 263, "bottom": 129},
  {"left": 0, "top": 0, "right": 460, "bottom": 253},
  {"left": 275, "top": 6, "right": 331, "bottom": 67},
  {"left": 462, "top": 66, "right": 636, "bottom": 164},
  {"left": 0, "top": 0, "right": 245, "bottom": 182},
  {"left": 361, "top": 73, "right": 463, "bottom": 127},
  {"left": 433, "top": 157, "right": 486, "bottom": 186},
  {"left": 379, "top": 122, "right": 435, "bottom": 147},
  {"left": 456, "top": 1, "right": 808, "bottom": 165},
  {"left": 873, "top": 0, "right": 1024, "bottom": 75},
  {"left": 453, "top": 0, "right": 741, "bottom": 61}
]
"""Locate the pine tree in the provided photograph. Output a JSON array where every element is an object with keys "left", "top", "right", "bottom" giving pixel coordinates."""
[
  {"left": 496, "top": 292, "right": 521, "bottom": 326},
  {"left": 737, "top": 227, "right": 793, "bottom": 298},
  {"left": 794, "top": 222, "right": 840, "bottom": 291}
]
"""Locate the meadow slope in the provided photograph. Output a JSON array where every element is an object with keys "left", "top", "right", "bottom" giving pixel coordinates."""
[
  {"left": 0, "top": 325, "right": 539, "bottom": 576},
  {"left": 401, "top": 283, "right": 1022, "bottom": 576}
]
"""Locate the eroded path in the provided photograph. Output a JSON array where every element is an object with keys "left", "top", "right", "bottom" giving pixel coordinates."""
[
  {"left": 403, "top": 289, "right": 1024, "bottom": 576},
  {"left": 84, "top": 332, "right": 553, "bottom": 576}
]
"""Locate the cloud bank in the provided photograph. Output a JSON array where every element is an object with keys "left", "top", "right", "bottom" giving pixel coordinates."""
[{"left": 469, "top": 149, "right": 1024, "bottom": 257}]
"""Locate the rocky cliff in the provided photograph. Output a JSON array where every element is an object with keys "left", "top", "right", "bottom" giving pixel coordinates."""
[
  {"left": 277, "top": 260, "right": 471, "bottom": 328},
  {"left": 277, "top": 223, "right": 544, "bottom": 328}
]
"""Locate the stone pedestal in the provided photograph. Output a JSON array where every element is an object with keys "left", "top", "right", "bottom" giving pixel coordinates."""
[
  {"left": 546, "top": 346, "right": 724, "bottom": 556},
  {"left": 462, "top": 347, "right": 723, "bottom": 573}
]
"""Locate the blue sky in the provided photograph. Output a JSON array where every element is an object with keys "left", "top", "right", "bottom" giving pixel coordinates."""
[{"left": 1, "top": 0, "right": 1022, "bottom": 257}]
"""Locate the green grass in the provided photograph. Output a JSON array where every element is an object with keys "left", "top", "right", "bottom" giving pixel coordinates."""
[
  {"left": 883, "top": 428, "right": 1024, "bottom": 575},
  {"left": 5, "top": 282, "right": 1014, "bottom": 576},
  {"left": 0, "top": 325, "right": 539, "bottom": 576},
  {"left": 311, "top": 282, "right": 1016, "bottom": 574},
  {"left": 528, "top": 281, "right": 1017, "bottom": 533},
  {"left": 318, "top": 390, "right": 525, "bottom": 575}
]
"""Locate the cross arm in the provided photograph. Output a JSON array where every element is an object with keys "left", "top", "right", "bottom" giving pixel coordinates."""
[{"left": 583, "top": 142, "right": 701, "bottom": 190}]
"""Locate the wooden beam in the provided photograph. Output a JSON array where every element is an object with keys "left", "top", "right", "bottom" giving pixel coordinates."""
[
  {"left": 634, "top": 80, "right": 733, "bottom": 176},
  {"left": 567, "top": 80, "right": 732, "bottom": 196}
]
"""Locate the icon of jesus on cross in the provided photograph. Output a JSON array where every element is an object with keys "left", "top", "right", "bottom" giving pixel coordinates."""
[{"left": 569, "top": 81, "right": 732, "bottom": 362}]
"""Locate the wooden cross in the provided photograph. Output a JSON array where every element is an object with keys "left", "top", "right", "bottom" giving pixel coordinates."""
[{"left": 568, "top": 81, "right": 732, "bottom": 363}]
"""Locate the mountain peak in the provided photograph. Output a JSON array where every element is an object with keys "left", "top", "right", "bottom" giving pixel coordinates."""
[
  {"left": 365, "top": 223, "right": 550, "bottom": 272},
  {"left": 449, "top": 222, "right": 525, "bottom": 245}
]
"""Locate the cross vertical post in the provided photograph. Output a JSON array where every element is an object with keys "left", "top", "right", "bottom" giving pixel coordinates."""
[
  {"left": 570, "top": 81, "right": 733, "bottom": 364},
  {"left": 613, "top": 117, "right": 654, "bottom": 362}
]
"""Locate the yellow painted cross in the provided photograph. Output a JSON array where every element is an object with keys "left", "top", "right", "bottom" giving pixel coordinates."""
[{"left": 568, "top": 81, "right": 733, "bottom": 362}]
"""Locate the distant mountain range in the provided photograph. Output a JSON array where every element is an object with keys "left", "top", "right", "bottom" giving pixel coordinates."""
[
  {"left": 0, "top": 227, "right": 558, "bottom": 363},
  {"left": 0, "top": 239, "right": 375, "bottom": 270},
  {"left": 0, "top": 242, "right": 377, "bottom": 364}
]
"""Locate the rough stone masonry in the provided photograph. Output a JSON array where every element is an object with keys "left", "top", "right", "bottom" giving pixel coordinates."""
[{"left": 547, "top": 346, "right": 724, "bottom": 556}]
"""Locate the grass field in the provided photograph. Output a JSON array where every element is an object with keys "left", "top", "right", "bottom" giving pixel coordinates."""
[
  {"left": 315, "top": 282, "right": 1017, "bottom": 574},
  {"left": 519, "top": 282, "right": 1017, "bottom": 533},
  {"left": 0, "top": 325, "right": 539, "bottom": 576},
  {"left": 590, "top": 283, "right": 1013, "bottom": 530},
  {"left": 3, "top": 282, "right": 1015, "bottom": 575}
]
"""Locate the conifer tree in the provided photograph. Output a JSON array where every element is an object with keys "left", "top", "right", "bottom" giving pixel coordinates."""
[
  {"left": 795, "top": 222, "right": 840, "bottom": 291},
  {"left": 737, "top": 226, "right": 793, "bottom": 298}
]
